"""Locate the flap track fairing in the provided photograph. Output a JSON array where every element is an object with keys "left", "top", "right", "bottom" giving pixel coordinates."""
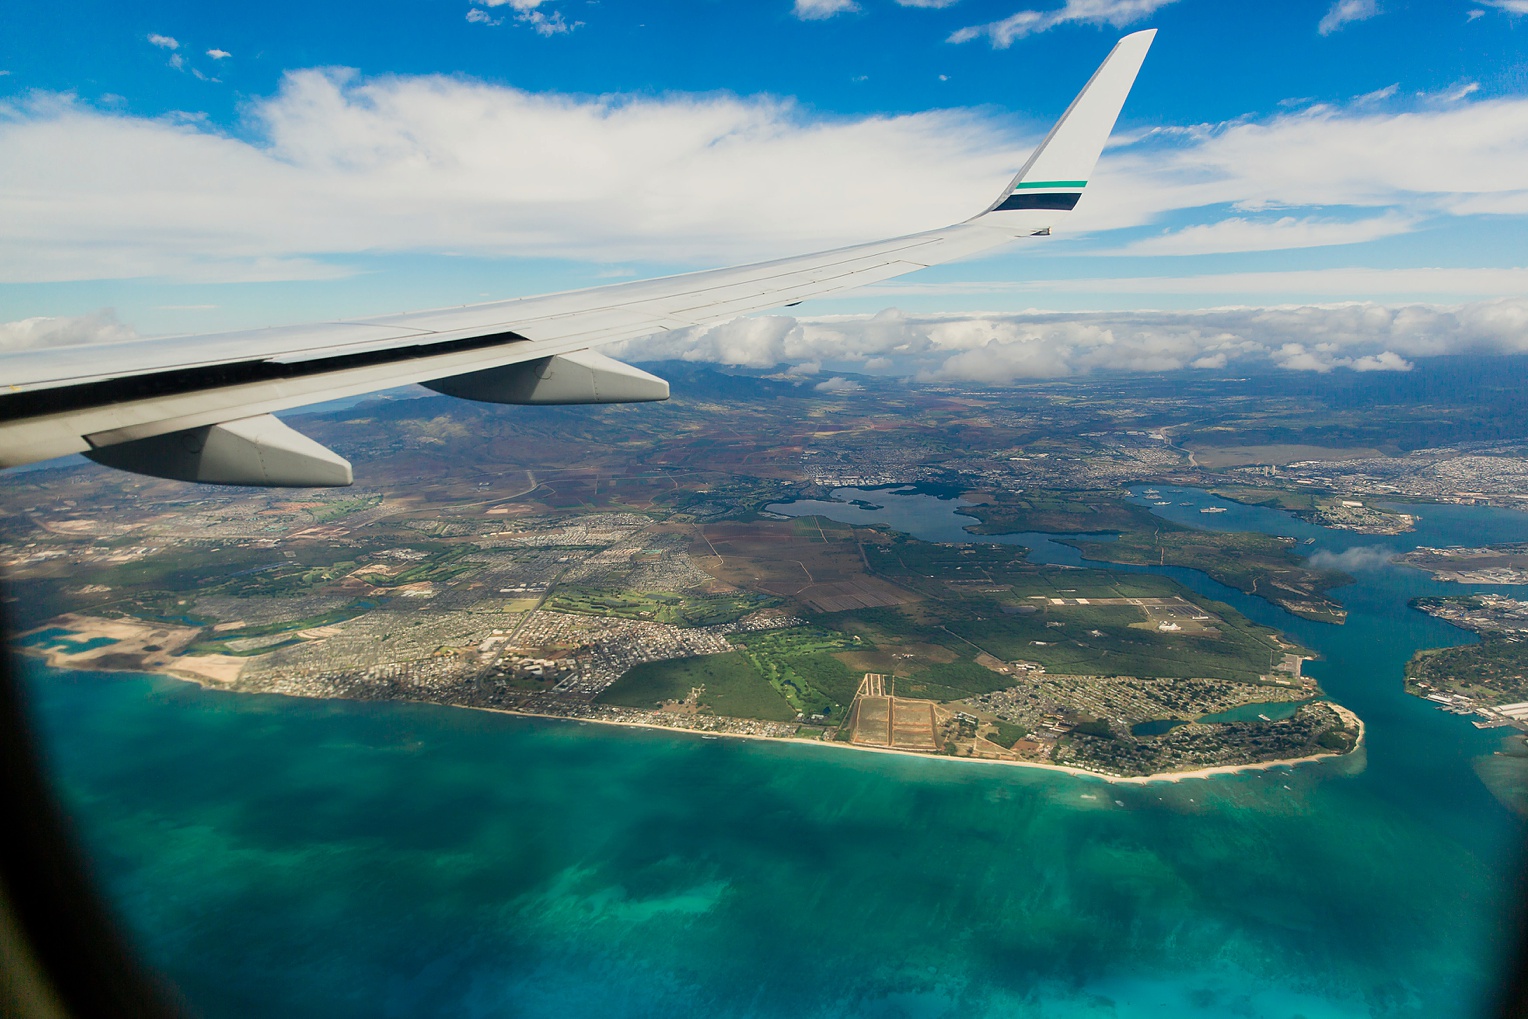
[
  {"left": 424, "top": 350, "right": 669, "bottom": 405},
  {"left": 84, "top": 414, "right": 353, "bottom": 488}
]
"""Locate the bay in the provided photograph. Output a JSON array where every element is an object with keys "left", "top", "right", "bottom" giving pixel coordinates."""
[{"left": 16, "top": 482, "right": 1528, "bottom": 1018}]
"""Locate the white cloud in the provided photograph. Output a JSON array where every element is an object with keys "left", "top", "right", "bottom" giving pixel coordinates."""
[
  {"left": 6, "top": 70, "right": 1528, "bottom": 284},
  {"left": 1308, "top": 546, "right": 1397, "bottom": 571},
  {"left": 147, "top": 33, "right": 179, "bottom": 50},
  {"left": 814, "top": 376, "right": 864, "bottom": 392},
  {"left": 871, "top": 266, "right": 1528, "bottom": 299},
  {"left": 1318, "top": 0, "right": 1379, "bottom": 35},
  {"left": 1269, "top": 342, "right": 1413, "bottom": 373},
  {"left": 613, "top": 298, "right": 1528, "bottom": 381},
  {"left": 1121, "top": 212, "right": 1414, "bottom": 256},
  {"left": 207, "top": 49, "right": 232, "bottom": 59},
  {"left": 1353, "top": 83, "right": 1398, "bottom": 103},
  {"left": 19, "top": 299, "right": 1528, "bottom": 385},
  {"left": 1064, "top": 93, "right": 1528, "bottom": 238},
  {"left": 1479, "top": 0, "right": 1528, "bottom": 12},
  {"left": 1432, "top": 81, "right": 1481, "bottom": 104},
  {"left": 0, "top": 73, "right": 1022, "bottom": 282},
  {"left": 895, "top": 0, "right": 960, "bottom": 7},
  {"left": 0, "top": 310, "right": 136, "bottom": 351},
  {"left": 950, "top": 0, "right": 1177, "bottom": 46},
  {"left": 665, "top": 316, "right": 800, "bottom": 368},
  {"left": 1351, "top": 350, "right": 1413, "bottom": 371},
  {"left": 471, "top": 0, "right": 577, "bottom": 34},
  {"left": 794, "top": 0, "right": 859, "bottom": 19}
]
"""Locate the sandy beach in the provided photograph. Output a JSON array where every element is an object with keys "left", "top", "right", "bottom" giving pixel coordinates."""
[{"left": 412, "top": 699, "right": 1367, "bottom": 786}]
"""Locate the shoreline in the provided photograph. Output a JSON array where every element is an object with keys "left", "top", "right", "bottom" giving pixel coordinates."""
[
  {"left": 492, "top": 704, "right": 1366, "bottom": 786},
  {"left": 18, "top": 646, "right": 1366, "bottom": 786}
]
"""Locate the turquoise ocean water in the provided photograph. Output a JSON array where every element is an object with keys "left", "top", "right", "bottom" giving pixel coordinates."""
[{"left": 17, "top": 488, "right": 1528, "bottom": 1018}]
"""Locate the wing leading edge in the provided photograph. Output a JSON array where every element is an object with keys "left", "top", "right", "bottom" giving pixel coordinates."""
[{"left": 0, "top": 30, "right": 1155, "bottom": 486}]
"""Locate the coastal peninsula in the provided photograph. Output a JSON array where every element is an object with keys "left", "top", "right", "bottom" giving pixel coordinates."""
[
  {"left": 10, "top": 497, "right": 1359, "bottom": 781},
  {"left": 1405, "top": 594, "right": 1528, "bottom": 728},
  {"left": 26, "top": 366, "right": 1516, "bottom": 782},
  {"left": 1400, "top": 542, "right": 1528, "bottom": 585}
]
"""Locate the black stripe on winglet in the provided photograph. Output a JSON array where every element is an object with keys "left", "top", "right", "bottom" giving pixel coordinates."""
[{"left": 995, "top": 192, "right": 1083, "bottom": 212}]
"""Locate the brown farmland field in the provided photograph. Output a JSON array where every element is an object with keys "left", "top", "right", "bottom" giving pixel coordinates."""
[{"left": 692, "top": 519, "right": 918, "bottom": 613}]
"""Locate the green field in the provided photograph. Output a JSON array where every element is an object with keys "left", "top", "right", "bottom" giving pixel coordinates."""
[
  {"left": 899, "top": 658, "right": 1017, "bottom": 701},
  {"left": 727, "top": 626, "right": 861, "bottom": 717},
  {"left": 309, "top": 493, "right": 384, "bottom": 523},
  {"left": 838, "top": 547, "right": 1302, "bottom": 687},
  {"left": 959, "top": 491, "right": 1159, "bottom": 536},
  {"left": 596, "top": 652, "right": 797, "bottom": 721},
  {"left": 88, "top": 542, "right": 476, "bottom": 602},
  {"left": 985, "top": 720, "right": 1029, "bottom": 748},
  {"left": 951, "top": 598, "right": 1289, "bottom": 683},
  {"left": 386, "top": 546, "right": 484, "bottom": 587},
  {"left": 891, "top": 492, "right": 1351, "bottom": 625},
  {"left": 546, "top": 588, "right": 774, "bottom": 627},
  {"left": 1209, "top": 487, "right": 1319, "bottom": 512},
  {"left": 868, "top": 538, "right": 1187, "bottom": 601},
  {"left": 1064, "top": 530, "right": 1350, "bottom": 624}
]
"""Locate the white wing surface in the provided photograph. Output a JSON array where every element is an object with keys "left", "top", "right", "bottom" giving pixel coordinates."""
[{"left": 0, "top": 30, "right": 1154, "bottom": 486}]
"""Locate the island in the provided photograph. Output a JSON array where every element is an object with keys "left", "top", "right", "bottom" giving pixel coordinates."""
[{"left": 1207, "top": 486, "right": 1416, "bottom": 535}]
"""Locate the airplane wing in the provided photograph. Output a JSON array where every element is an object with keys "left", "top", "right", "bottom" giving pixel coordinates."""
[{"left": 0, "top": 30, "right": 1155, "bottom": 487}]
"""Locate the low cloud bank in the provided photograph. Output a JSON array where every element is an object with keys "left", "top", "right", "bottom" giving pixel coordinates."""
[
  {"left": 0, "top": 310, "right": 136, "bottom": 351},
  {"left": 614, "top": 298, "right": 1528, "bottom": 381},
  {"left": 8, "top": 299, "right": 1526, "bottom": 384}
]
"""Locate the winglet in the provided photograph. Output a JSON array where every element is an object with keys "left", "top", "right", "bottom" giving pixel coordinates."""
[{"left": 974, "top": 29, "right": 1155, "bottom": 229}]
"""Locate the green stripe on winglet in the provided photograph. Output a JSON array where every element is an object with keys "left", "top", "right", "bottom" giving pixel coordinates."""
[{"left": 1012, "top": 180, "right": 1087, "bottom": 189}]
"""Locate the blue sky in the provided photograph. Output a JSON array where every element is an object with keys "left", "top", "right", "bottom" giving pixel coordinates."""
[
  {"left": 1, "top": 0, "right": 1515, "bottom": 123},
  {"left": 3, "top": 0, "right": 1527, "bottom": 377}
]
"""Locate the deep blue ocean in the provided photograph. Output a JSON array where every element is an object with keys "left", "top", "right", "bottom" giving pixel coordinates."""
[{"left": 18, "top": 487, "right": 1528, "bottom": 1018}]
